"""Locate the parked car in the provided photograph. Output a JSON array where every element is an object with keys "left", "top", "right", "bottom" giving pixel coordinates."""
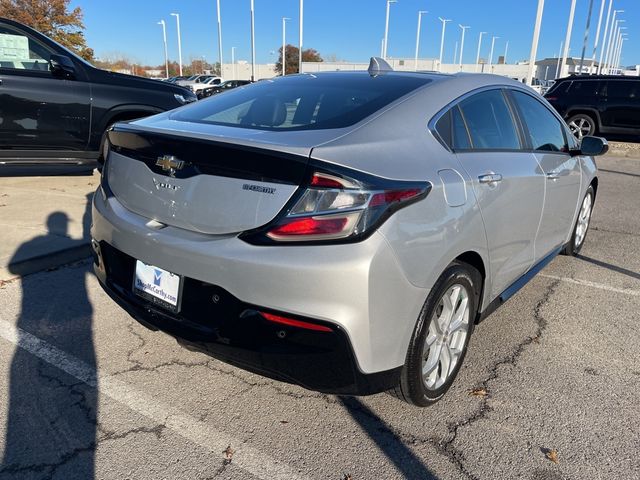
[
  {"left": 545, "top": 75, "right": 640, "bottom": 139},
  {"left": 0, "top": 17, "right": 196, "bottom": 172},
  {"left": 165, "top": 76, "right": 190, "bottom": 84},
  {"left": 92, "top": 60, "right": 604, "bottom": 406},
  {"left": 176, "top": 75, "right": 221, "bottom": 88},
  {"left": 189, "top": 76, "right": 225, "bottom": 96},
  {"left": 198, "top": 79, "right": 252, "bottom": 99}
]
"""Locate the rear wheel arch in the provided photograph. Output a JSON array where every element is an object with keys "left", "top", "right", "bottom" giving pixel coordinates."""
[
  {"left": 590, "top": 177, "right": 599, "bottom": 198},
  {"left": 566, "top": 109, "right": 601, "bottom": 129},
  {"left": 454, "top": 251, "right": 486, "bottom": 320}
]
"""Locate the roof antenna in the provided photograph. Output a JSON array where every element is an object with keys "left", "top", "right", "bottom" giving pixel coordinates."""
[{"left": 368, "top": 57, "right": 393, "bottom": 76}]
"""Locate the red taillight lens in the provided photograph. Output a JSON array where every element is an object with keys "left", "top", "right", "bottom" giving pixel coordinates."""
[
  {"left": 260, "top": 312, "right": 333, "bottom": 332},
  {"left": 369, "top": 188, "right": 424, "bottom": 207},
  {"left": 244, "top": 168, "right": 431, "bottom": 245}
]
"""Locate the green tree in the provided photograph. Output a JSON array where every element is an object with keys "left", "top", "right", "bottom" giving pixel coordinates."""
[
  {"left": 0, "top": 0, "right": 94, "bottom": 61},
  {"left": 275, "top": 44, "right": 323, "bottom": 75}
]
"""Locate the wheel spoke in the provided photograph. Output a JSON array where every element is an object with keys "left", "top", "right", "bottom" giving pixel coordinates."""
[
  {"left": 449, "top": 296, "right": 469, "bottom": 333},
  {"left": 423, "top": 342, "right": 442, "bottom": 377}
]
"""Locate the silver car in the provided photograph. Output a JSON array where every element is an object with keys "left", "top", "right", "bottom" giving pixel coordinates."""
[{"left": 91, "top": 59, "right": 606, "bottom": 406}]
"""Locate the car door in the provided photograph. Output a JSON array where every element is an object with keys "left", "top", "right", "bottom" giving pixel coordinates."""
[
  {"left": 509, "top": 89, "right": 582, "bottom": 259},
  {"left": 452, "top": 89, "right": 546, "bottom": 298},
  {"left": 599, "top": 80, "right": 640, "bottom": 130},
  {"left": 0, "top": 21, "right": 90, "bottom": 150}
]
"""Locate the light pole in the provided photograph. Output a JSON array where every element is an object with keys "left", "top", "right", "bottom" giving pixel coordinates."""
[
  {"left": 603, "top": 10, "right": 623, "bottom": 74},
  {"left": 299, "top": 0, "right": 304, "bottom": 73},
  {"left": 438, "top": 17, "right": 451, "bottom": 69},
  {"left": 157, "top": 20, "right": 169, "bottom": 79},
  {"left": 503, "top": 40, "right": 509, "bottom": 64},
  {"left": 170, "top": 13, "right": 182, "bottom": 76},
  {"left": 383, "top": 0, "right": 397, "bottom": 60},
  {"left": 282, "top": 17, "right": 290, "bottom": 76},
  {"left": 414, "top": 10, "right": 427, "bottom": 71},
  {"left": 560, "top": 0, "right": 577, "bottom": 79},
  {"left": 476, "top": 31, "right": 487, "bottom": 72},
  {"left": 617, "top": 36, "right": 627, "bottom": 73},
  {"left": 527, "top": 0, "right": 545, "bottom": 85},
  {"left": 488, "top": 36, "right": 499, "bottom": 66},
  {"left": 231, "top": 46, "right": 236, "bottom": 79},
  {"left": 613, "top": 28, "right": 627, "bottom": 73},
  {"left": 216, "top": 0, "right": 223, "bottom": 78},
  {"left": 458, "top": 25, "right": 470, "bottom": 69},
  {"left": 598, "top": 0, "right": 614, "bottom": 74},
  {"left": 591, "top": 0, "right": 606, "bottom": 73},
  {"left": 250, "top": 0, "right": 256, "bottom": 81},
  {"left": 555, "top": 41, "right": 563, "bottom": 79},
  {"left": 579, "top": 0, "right": 595, "bottom": 74}
]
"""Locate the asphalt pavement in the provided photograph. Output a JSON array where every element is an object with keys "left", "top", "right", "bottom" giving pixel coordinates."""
[{"left": 0, "top": 155, "right": 638, "bottom": 480}]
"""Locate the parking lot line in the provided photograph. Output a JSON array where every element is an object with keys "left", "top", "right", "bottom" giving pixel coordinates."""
[
  {"left": 0, "top": 318, "right": 305, "bottom": 480},
  {"left": 540, "top": 274, "right": 640, "bottom": 297}
]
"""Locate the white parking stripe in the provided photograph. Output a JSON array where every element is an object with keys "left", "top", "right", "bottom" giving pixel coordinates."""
[
  {"left": 540, "top": 274, "right": 640, "bottom": 297},
  {"left": 0, "top": 319, "right": 305, "bottom": 480}
]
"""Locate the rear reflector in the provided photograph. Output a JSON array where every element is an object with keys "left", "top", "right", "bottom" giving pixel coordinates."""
[{"left": 260, "top": 312, "right": 333, "bottom": 332}]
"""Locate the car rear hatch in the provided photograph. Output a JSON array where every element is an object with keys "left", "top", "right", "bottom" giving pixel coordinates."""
[{"left": 105, "top": 122, "right": 340, "bottom": 235}]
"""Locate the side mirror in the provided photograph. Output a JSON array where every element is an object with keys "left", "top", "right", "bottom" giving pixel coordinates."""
[
  {"left": 49, "top": 54, "right": 76, "bottom": 79},
  {"left": 577, "top": 136, "right": 609, "bottom": 157}
]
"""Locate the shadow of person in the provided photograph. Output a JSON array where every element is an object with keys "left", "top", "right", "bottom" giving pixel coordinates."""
[{"left": 1, "top": 207, "right": 97, "bottom": 478}]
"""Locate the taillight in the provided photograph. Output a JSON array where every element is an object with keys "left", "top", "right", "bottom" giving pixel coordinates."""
[
  {"left": 241, "top": 165, "right": 431, "bottom": 245},
  {"left": 545, "top": 96, "right": 558, "bottom": 102},
  {"left": 260, "top": 311, "right": 333, "bottom": 332}
]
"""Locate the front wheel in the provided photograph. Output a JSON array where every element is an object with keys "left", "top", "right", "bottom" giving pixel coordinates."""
[
  {"left": 394, "top": 263, "right": 480, "bottom": 406},
  {"left": 562, "top": 186, "right": 595, "bottom": 256}
]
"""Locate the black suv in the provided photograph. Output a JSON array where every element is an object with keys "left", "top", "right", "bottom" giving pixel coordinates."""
[
  {"left": 545, "top": 75, "right": 640, "bottom": 140},
  {"left": 0, "top": 18, "right": 196, "bottom": 172}
]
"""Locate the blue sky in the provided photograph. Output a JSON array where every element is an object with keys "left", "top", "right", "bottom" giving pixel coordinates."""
[{"left": 73, "top": 0, "right": 638, "bottom": 67}]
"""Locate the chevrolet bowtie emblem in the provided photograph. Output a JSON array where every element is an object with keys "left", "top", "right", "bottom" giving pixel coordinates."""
[{"left": 155, "top": 155, "right": 185, "bottom": 176}]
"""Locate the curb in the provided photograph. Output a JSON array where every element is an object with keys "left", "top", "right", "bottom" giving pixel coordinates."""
[{"left": 0, "top": 243, "right": 92, "bottom": 280}]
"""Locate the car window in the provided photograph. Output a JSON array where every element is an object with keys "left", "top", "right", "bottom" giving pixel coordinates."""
[
  {"left": 171, "top": 73, "right": 431, "bottom": 131},
  {"left": 0, "top": 24, "right": 52, "bottom": 71},
  {"left": 604, "top": 81, "right": 639, "bottom": 99},
  {"left": 511, "top": 91, "right": 568, "bottom": 153},
  {"left": 434, "top": 105, "right": 471, "bottom": 150},
  {"left": 457, "top": 90, "right": 521, "bottom": 150},
  {"left": 567, "top": 80, "right": 601, "bottom": 97}
]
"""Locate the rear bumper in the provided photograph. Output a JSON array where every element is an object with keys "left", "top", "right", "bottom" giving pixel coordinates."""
[{"left": 93, "top": 242, "right": 401, "bottom": 395}]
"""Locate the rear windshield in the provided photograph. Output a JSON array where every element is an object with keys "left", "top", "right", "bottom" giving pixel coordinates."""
[{"left": 171, "top": 73, "right": 431, "bottom": 131}]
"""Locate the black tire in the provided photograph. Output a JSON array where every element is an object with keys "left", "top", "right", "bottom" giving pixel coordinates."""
[
  {"left": 561, "top": 186, "right": 595, "bottom": 256},
  {"left": 566, "top": 113, "right": 596, "bottom": 140},
  {"left": 394, "top": 262, "right": 481, "bottom": 407}
]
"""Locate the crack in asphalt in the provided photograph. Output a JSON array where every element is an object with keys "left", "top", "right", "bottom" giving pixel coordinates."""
[
  {"left": 591, "top": 226, "right": 640, "bottom": 238},
  {"left": 433, "top": 279, "right": 561, "bottom": 480}
]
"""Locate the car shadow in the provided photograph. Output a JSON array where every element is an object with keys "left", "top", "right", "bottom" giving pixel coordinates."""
[
  {"left": 0, "top": 201, "right": 97, "bottom": 478},
  {"left": 577, "top": 254, "right": 640, "bottom": 282},
  {"left": 598, "top": 168, "right": 640, "bottom": 179},
  {"left": 338, "top": 396, "right": 438, "bottom": 479}
]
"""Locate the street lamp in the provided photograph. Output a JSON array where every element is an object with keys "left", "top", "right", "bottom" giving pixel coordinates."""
[
  {"left": 216, "top": 0, "right": 223, "bottom": 78},
  {"left": 526, "top": 0, "right": 545, "bottom": 85},
  {"left": 438, "top": 17, "right": 451, "bottom": 68},
  {"left": 299, "top": 0, "right": 304, "bottom": 73},
  {"left": 597, "top": 0, "right": 614, "bottom": 74},
  {"left": 488, "top": 36, "right": 499, "bottom": 67},
  {"left": 250, "top": 0, "right": 256, "bottom": 81},
  {"left": 504, "top": 40, "right": 509, "bottom": 64},
  {"left": 170, "top": 13, "right": 182, "bottom": 76},
  {"left": 383, "top": 0, "right": 397, "bottom": 60},
  {"left": 414, "top": 10, "right": 428, "bottom": 71},
  {"left": 579, "top": 0, "right": 595, "bottom": 74},
  {"left": 282, "top": 17, "right": 290, "bottom": 76},
  {"left": 613, "top": 27, "right": 627, "bottom": 73},
  {"left": 603, "top": 10, "right": 623, "bottom": 74},
  {"left": 560, "top": 0, "right": 577, "bottom": 79},
  {"left": 458, "top": 25, "right": 470, "bottom": 69},
  {"left": 231, "top": 46, "right": 236, "bottom": 79},
  {"left": 157, "top": 20, "right": 168, "bottom": 79},
  {"left": 590, "top": 0, "right": 606, "bottom": 73},
  {"left": 617, "top": 35, "right": 628, "bottom": 73},
  {"left": 476, "top": 31, "right": 487, "bottom": 72},
  {"left": 607, "top": 18, "right": 625, "bottom": 73}
]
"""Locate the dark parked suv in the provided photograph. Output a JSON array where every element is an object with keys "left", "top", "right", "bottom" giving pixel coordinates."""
[
  {"left": 545, "top": 75, "right": 640, "bottom": 140},
  {"left": 0, "top": 18, "right": 196, "bottom": 172}
]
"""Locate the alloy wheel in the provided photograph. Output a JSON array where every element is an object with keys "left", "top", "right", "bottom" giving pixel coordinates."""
[
  {"left": 568, "top": 117, "right": 594, "bottom": 140},
  {"left": 422, "top": 283, "right": 471, "bottom": 390},
  {"left": 575, "top": 192, "right": 593, "bottom": 249}
]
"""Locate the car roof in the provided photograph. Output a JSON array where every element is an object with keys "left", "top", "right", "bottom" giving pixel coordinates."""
[{"left": 555, "top": 75, "right": 639, "bottom": 82}]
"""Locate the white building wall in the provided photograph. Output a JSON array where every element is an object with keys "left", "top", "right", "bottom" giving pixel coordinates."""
[{"left": 221, "top": 62, "right": 277, "bottom": 80}]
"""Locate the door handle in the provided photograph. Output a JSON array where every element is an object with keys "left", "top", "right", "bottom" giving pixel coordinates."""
[
  {"left": 478, "top": 173, "right": 503, "bottom": 185},
  {"left": 546, "top": 171, "right": 560, "bottom": 180}
]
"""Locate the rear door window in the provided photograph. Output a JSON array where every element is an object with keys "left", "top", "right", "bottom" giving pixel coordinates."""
[
  {"left": 457, "top": 90, "right": 521, "bottom": 150},
  {"left": 511, "top": 91, "right": 568, "bottom": 153},
  {"left": 567, "top": 80, "right": 601, "bottom": 97},
  {"left": 604, "top": 80, "right": 639, "bottom": 99}
]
